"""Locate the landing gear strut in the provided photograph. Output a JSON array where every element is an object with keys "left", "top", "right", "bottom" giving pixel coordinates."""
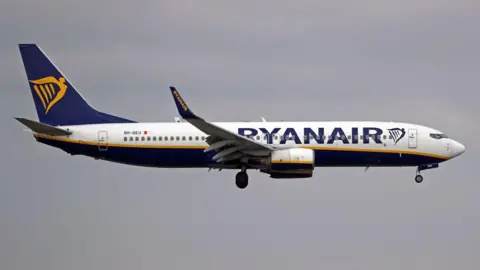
[{"left": 414, "top": 164, "right": 439, "bottom": 184}]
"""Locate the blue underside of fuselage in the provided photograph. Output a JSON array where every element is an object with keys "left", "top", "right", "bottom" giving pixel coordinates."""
[{"left": 36, "top": 137, "right": 445, "bottom": 168}]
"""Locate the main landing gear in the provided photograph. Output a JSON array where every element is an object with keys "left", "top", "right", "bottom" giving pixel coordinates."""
[
  {"left": 235, "top": 171, "right": 248, "bottom": 189},
  {"left": 235, "top": 167, "right": 249, "bottom": 189},
  {"left": 414, "top": 163, "right": 439, "bottom": 184}
]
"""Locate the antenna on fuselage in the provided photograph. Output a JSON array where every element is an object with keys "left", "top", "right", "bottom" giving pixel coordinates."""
[{"left": 261, "top": 117, "right": 267, "bottom": 122}]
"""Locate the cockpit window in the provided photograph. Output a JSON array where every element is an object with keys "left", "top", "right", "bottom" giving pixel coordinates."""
[{"left": 430, "top": 133, "right": 448, "bottom": 139}]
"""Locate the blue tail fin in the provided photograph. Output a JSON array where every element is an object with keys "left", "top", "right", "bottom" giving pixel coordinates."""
[{"left": 18, "top": 44, "right": 136, "bottom": 126}]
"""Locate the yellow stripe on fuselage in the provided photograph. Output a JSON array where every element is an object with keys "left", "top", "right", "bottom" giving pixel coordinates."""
[
  {"left": 270, "top": 170, "right": 313, "bottom": 174},
  {"left": 271, "top": 160, "right": 313, "bottom": 164}
]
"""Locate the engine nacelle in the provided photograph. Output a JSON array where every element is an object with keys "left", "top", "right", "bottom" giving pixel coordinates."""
[{"left": 266, "top": 148, "right": 315, "bottom": 179}]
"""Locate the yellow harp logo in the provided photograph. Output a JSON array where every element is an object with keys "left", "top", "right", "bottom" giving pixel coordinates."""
[{"left": 29, "top": 76, "right": 68, "bottom": 114}]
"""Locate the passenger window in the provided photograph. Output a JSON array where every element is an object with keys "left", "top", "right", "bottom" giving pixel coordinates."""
[
  {"left": 195, "top": 136, "right": 199, "bottom": 141},
  {"left": 135, "top": 137, "right": 139, "bottom": 141},
  {"left": 141, "top": 137, "right": 145, "bottom": 141},
  {"left": 153, "top": 136, "right": 156, "bottom": 141},
  {"left": 124, "top": 137, "right": 127, "bottom": 141},
  {"left": 189, "top": 136, "right": 193, "bottom": 141},
  {"left": 129, "top": 137, "right": 133, "bottom": 141},
  {"left": 201, "top": 136, "right": 205, "bottom": 141},
  {"left": 164, "top": 137, "right": 168, "bottom": 141},
  {"left": 383, "top": 135, "right": 387, "bottom": 139},
  {"left": 176, "top": 136, "right": 180, "bottom": 141},
  {"left": 170, "top": 136, "right": 174, "bottom": 141},
  {"left": 147, "top": 136, "right": 151, "bottom": 141}
]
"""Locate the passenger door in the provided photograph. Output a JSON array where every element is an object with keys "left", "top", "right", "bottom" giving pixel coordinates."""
[
  {"left": 98, "top": 130, "right": 108, "bottom": 151},
  {"left": 408, "top": 129, "right": 417, "bottom": 149}
]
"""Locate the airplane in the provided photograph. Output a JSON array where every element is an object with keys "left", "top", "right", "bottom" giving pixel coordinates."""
[{"left": 15, "top": 44, "right": 466, "bottom": 189}]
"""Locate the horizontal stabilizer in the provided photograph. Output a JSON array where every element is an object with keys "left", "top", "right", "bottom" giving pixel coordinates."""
[{"left": 14, "top": 117, "right": 72, "bottom": 136}]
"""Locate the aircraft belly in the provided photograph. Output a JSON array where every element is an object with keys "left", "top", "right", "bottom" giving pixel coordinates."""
[
  {"left": 36, "top": 137, "right": 211, "bottom": 168},
  {"left": 313, "top": 149, "right": 444, "bottom": 167}
]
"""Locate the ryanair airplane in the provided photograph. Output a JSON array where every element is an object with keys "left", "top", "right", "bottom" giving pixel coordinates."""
[{"left": 16, "top": 44, "right": 466, "bottom": 189}]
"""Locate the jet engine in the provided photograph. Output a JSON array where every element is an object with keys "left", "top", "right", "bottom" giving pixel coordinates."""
[{"left": 262, "top": 148, "right": 315, "bottom": 179}]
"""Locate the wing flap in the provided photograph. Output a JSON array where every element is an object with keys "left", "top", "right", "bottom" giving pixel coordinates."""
[{"left": 204, "top": 139, "right": 239, "bottom": 153}]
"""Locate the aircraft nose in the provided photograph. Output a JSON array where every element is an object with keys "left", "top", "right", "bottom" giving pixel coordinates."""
[{"left": 451, "top": 140, "right": 466, "bottom": 158}]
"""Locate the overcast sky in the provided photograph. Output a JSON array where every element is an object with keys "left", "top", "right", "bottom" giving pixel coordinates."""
[{"left": 1, "top": 1, "right": 479, "bottom": 269}]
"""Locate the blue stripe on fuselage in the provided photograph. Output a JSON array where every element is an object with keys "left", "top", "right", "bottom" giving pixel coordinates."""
[{"left": 35, "top": 136, "right": 446, "bottom": 168}]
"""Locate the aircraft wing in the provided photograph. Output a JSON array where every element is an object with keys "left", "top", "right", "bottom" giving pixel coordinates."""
[{"left": 169, "top": 87, "right": 273, "bottom": 163}]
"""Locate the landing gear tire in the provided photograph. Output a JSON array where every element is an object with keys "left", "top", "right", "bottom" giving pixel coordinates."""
[
  {"left": 415, "top": 174, "right": 423, "bottom": 183},
  {"left": 235, "top": 172, "right": 249, "bottom": 189}
]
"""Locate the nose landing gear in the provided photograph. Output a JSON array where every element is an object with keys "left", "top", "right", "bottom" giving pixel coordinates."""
[
  {"left": 415, "top": 174, "right": 423, "bottom": 183},
  {"left": 414, "top": 163, "right": 439, "bottom": 183}
]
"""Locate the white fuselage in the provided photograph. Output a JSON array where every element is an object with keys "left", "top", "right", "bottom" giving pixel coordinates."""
[{"left": 34, "top": 121, "right": 464, "bottom": 168}]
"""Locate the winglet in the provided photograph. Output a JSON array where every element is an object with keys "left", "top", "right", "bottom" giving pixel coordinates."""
[{"left": 169, "top": 86, "right": 199, "bottom": 119}]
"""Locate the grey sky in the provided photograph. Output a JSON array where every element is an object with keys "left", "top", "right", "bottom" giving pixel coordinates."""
[{"left": 1, "top": 1, "right": 479, "bottom": 269}]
